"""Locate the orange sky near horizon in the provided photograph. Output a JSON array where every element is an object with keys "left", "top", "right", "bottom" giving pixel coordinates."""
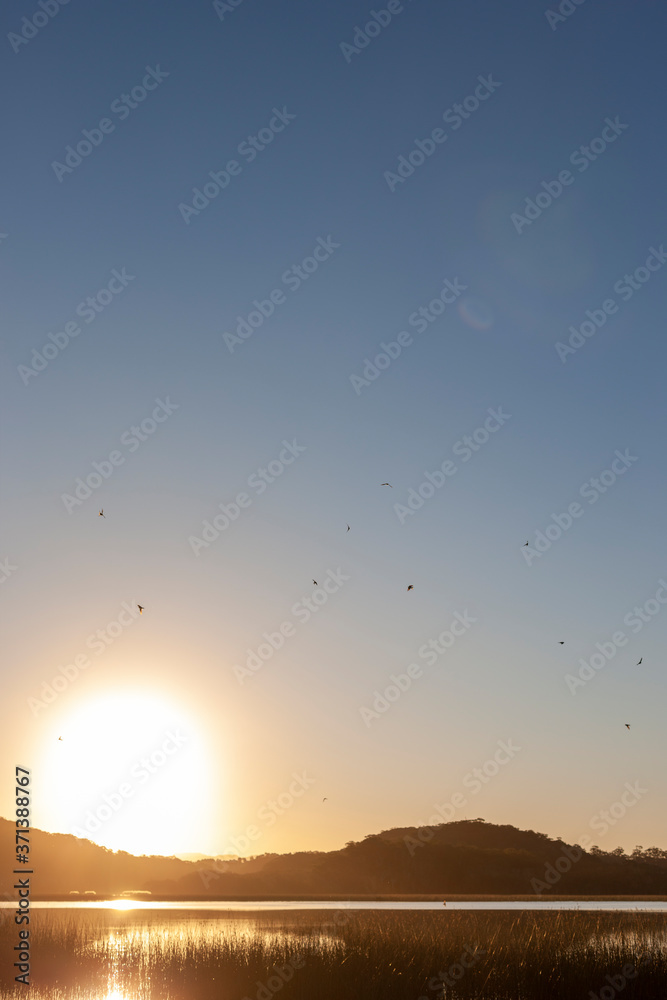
[{"left": 2, "top": 627, "right": 662, "bottom": 861}]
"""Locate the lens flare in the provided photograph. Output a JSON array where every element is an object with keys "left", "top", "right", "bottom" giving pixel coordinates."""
[{"left": 458, "top": 296, "right": 494, "bottom": 331}]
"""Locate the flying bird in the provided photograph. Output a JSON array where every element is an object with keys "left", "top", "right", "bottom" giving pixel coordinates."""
[
  {"left": 637, "top": 657, "right": 643, "bottom": 665},
  {"left": 322, "top": 797, "right": 328, "bottom": 803},
  {"left": 312, "top": 580, "right": 318, "bottom": 586},
  {"left": 58, "top": 736, "right": 63, "bottom": 741},
  {"left": 559, "top": 641, "right": 564, "bottom": 645},
  {"left": 346, "top": 525, "right": 350, "bottom": 532},
  {"left": 625, "top": 724, "right": 631, "bottom": 730},
  {"left": 137, "top": 605, "right": 144, "bottom": 614},
  {"left": 99, "top": 509, "right": 105, "bottom": 518},
  {"left": 381, "top": 483, "right": 392, "bottom": 487},
  {"left": 523, "top": 541, "right": 528, "bottom": 546},
  {"left": 407, "top": 585, "right": 414, "bottom": 591}
]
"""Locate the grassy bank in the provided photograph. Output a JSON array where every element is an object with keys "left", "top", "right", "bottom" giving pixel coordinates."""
[{"left": 1, "top": 908, "right": 666, "bottom": 999}]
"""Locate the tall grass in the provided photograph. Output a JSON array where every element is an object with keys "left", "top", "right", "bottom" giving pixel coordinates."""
[{"left": 1, "top": 908, "right": 666, "bottom": 999}]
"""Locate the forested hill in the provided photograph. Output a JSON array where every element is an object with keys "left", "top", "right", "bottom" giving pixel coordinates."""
[{"left": 1, "top": 817, "right": 665, "bottom": 896}]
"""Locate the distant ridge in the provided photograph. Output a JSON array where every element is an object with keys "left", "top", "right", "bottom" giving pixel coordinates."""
[
  {"left": 175, "top": 853, "right": 238, "bottom": 863},
  {"left": 1, "top": 817, "right": 665, "bottom": 897}
]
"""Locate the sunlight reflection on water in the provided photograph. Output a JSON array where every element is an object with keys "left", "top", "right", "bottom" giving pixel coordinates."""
[
  {"left": 4, "top": 899, "right": 667, "bottom": 910},
  {"left": 91, "top": 917, "right": 341, "bottom": 958}
]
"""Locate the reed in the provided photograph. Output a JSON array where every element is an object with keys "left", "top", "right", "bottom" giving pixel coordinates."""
[{"left": 1, "top": 908, "right": 665, "bottom": 999}]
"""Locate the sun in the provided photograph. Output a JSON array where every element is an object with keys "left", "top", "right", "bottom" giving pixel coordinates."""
[{"left": 37, "top": 689, "right": 216, "bottom": 856}]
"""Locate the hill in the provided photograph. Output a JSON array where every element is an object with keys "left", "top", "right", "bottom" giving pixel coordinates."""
[{"left": 1, "top": 817, "right": 665, "bottom": 897}]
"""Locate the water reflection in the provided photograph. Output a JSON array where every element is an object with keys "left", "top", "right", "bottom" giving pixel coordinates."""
[
  {"left": 94, "top": 916, "right": 341, "bottom": 957},
  {"left": 3, "top": 899, "right": 667, "bottom": 911}
]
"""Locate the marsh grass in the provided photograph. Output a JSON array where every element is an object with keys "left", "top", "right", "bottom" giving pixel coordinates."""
[{"left": 2, "top": 908, "right": 666, "bottom": 999}]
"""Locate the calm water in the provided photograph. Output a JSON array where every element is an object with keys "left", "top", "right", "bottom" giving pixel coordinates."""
[{"left": 3, "top": 898, "right": 666, "bottom": 911}]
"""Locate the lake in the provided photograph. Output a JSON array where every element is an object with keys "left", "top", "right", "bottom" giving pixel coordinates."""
[{"left": 3, "top": 897, "right": 667, "bottom": 910}]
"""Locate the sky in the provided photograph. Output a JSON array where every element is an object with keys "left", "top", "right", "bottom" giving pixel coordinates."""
[{"left": 1, "top": 0, "right": 667, "bottom": 861}]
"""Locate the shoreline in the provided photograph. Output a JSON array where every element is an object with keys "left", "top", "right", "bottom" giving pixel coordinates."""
[{"left": 29, "top": 893, "right": 667, "bottom": 903}]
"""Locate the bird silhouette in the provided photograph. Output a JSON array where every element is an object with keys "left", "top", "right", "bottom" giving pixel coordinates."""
[
  {"left": 322, "top": 797, "right": 328, "bottom": 803},
  {"left": 312, "top": 580, "right": 318, "bottom": 586},
  {"left": 381, "top": 483, "right": 392, "bottom": 487},
  {"left": 407, "top": 585, "right": 414, "bottom": 591},
  {"left": 559, "top": 641, "right": 565, "bottom": 645},
  {"left": 99, "top": 509, "right": 105, "bottom": 518},
  {"left": 346, "top": 525, "right": 350, "bottom": 532},
  {"left": 625, "top": 724, "right": 631, "bottom": 730},
  {"left": 523, "top": 541, "right": 528, "bottom": 546},
  {"left": 58, "top": 736, "right": 63, "bottom": 741},
  {"left": 637, "top": 657, "right": 643, "bottom": 665},
  {"left": 137, "top": 605, "right": 144, "bottom": 614}
]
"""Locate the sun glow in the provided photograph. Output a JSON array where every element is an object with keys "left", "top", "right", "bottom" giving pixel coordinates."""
[{"left": 37, "top": 689, "right": 216, "bottom": 856}]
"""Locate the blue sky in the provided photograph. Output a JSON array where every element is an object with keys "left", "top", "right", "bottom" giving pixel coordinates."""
[{"left": 2, "top": 0, "right": 667, "bottom": 858}]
